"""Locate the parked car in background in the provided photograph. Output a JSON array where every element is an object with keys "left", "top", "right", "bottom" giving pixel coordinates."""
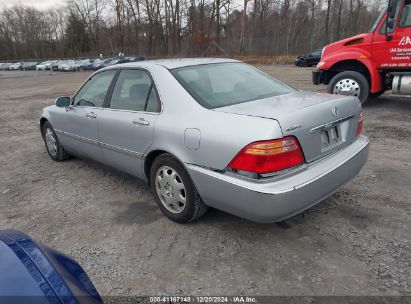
[
  {"left": 80, "top": 59, "right": 97, "bottom": 71},
  {"left": 92, "top": 58, "right": 111, "bottom": 70},
  {"left": 59, "top": 60, "right": 78, "bottom": 72},
  {"left": 128, "top": 56, "right": 146, "bottom": 62},
  {"left": 0, "top": 63, "right": 11, "bottom": 70},
  {"left": 36, "top": 61, "right": 54, "bottom": 71},
  {"left": 39, "top": 58, "right": 369, "bottom": 223},
  {"left": 0, "top": 230, "right": 103, "bottom": 303},
  {"left": 75, "top": 59, "right": 84, "bottom": 69},
  {"left": 9, "top": 62, "right": 23, "bottom": 70},
  {"left": 22, "top": 61, "right": 39, "bottom": 70},
  {"left": 52, "top": 60, "right": 63, "bottom": 71},
  {"left": 102, "top": 57, "right": 130, "bottom": 68},
  {"left": 295, "top": 49, "right": 322, "bottom": 67}
]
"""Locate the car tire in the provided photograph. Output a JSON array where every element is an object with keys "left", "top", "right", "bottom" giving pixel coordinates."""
[
  {"left": 42, "top": 122, "right": 71, "bottom": 161},
  {"left": 150, "top": 154, "right": 208, "bottom": 223},
  {"left": 328, "top": 71, "right": 370, "bottom": 104}
]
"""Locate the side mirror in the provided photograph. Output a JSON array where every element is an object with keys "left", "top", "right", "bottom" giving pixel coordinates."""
[
  {"left": 387, "top": 18, "right": 395, "bottom": 29},
  {"left": 55, "top": 96, "right": 71, "bottom": 108}
]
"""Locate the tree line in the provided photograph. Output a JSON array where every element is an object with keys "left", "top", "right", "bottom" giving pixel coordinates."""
[{"left": 0, "top": 0, "right": 385, "bottom": 60}]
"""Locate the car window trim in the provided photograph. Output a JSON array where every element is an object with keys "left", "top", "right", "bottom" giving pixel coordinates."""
[
  {"left": 102, "top": 69, "right": 121, "bottom": 108},
  {"left": 105, "top": 67, "right": 162, "bottom": 114},
  {"left": 144, "top": 83, "right": 154, "bottom": 110},
  {"left": 71, "top": 69, "right": 119, "bottom": 108}
]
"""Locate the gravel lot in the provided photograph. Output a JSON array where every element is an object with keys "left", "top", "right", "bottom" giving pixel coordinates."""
[{"left": 0, "top": 65, "right": 410, "bottom": 297}]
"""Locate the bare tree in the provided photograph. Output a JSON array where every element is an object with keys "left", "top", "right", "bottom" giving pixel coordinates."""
[{"left": 0, "top": 0, "right": 386, "bottom": 60}]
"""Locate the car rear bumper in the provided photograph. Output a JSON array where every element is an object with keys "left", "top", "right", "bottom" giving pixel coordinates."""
[{"left": 186, "top": 135, "right": 369, "bottom": 223}]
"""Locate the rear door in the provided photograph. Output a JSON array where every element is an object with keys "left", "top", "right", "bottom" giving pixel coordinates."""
[
  {"left": 98, "top": 69, "right": 161, "bottom": 178},
  {"left": 53, "top": 70, "right": 117, "bottom": 161}
]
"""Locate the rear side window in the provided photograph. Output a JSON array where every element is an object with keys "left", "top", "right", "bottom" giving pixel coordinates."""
[
  {"left": 73, "top": 70, "right": 116, "bottom": 107},
  {"left": 109, "top": 69, "right": 160, "bottom": 112}
]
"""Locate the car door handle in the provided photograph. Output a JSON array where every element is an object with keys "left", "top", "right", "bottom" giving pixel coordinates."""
[
  {"left": 132, "top": 118, "right": 150, "bottom": 126},
  {"left": 86, "top": 112, "right": 97, "bottom": 119}
]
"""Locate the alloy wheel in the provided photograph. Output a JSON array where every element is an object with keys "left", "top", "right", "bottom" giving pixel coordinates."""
[
  {"left": 155, "top": 166, "right": 187, "bottom": 214},
  {"left": 45, "top": 128, "right": 57, "bottom": 156}
]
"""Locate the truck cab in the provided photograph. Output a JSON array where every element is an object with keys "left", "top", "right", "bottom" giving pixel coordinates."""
[{"left": 313, "top": 0, "right": 411, "bottom": 103}]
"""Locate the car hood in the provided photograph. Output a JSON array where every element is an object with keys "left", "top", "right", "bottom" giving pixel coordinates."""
[
  {"left": 213, "top": 91, "right": 362, "bottom": 162},
  {"left": 0, "top": 239, "right": 46, "bottom": 297},
  {"left": 0, "top": 230, "right": 103, "bottom": 303}
]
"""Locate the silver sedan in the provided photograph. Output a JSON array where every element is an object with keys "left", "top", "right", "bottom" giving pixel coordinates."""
[{"left": 39, "top": 58, "right": 369, "bottom": 223}]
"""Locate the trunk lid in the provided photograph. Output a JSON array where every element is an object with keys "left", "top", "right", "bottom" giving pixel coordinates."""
[{"left": 213, "top": 91, "right": 362, "bottom": 162}]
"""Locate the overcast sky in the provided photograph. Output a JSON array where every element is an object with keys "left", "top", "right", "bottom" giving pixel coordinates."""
[{"left": 0, "top": 0, "right": 64, "bottom": 10}]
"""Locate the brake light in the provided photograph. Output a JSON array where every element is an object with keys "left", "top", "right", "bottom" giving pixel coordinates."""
[
  {"left": 355, "top": 111, "right": 364, "bottom": 136},
  {"left": 228, "top": 137, "right": 305, "bottom": 174}
]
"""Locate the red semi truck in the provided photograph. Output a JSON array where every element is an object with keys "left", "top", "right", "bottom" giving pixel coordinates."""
[{"left": 313, "top": 0, "right": 411, "bottom": 103}]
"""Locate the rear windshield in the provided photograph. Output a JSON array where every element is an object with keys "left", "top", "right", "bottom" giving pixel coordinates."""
[{"left": 171, "top": 63, "right": 295, "bottom": 109}]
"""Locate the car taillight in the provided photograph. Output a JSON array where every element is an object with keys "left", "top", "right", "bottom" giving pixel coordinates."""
[
  {"left": 228, "top": 136, "right": 305, "bottom": 174},
  {"left": 355, "top": 111, "right": 364, "bottom": 136}
]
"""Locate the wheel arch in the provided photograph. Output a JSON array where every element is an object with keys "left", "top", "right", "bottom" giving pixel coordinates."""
[
  {"left": 144, "top": 150, "right": 187, "bottom": 182},
  {"left": 39, "top": 117, "right": 49, "bottom": 137},
  {"left": 325, "top": 59, "right": 382, "bottom": 93},
  {"left": 327, "top": 60, "right": 370, "bottom": 84}
]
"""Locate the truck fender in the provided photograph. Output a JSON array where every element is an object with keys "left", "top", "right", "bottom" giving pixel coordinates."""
[{"left": 322, "top": 51, "right": 383, "bottom": 93}]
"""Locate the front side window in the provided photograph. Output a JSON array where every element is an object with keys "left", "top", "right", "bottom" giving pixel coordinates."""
[
  {"left": 109, "top": 69, "right": 160, "bottom": 112},
  {"left": 73, "top": 70, "right": 116, "bottom": 107},
  {"left": 399, "top": 0, "right": 411, "bottom": 27},
  {"left": 371, "top": 9, "right": 386, "bottom": 32},
  {"left": 380, "top": 0, "right": 402, "bottom": 34},
  {"left": 171, "top": 63, "right": 295, "bottom": 109}
]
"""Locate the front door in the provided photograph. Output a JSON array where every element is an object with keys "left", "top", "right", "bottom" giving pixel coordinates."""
[
  {"left": 98, "top": 69, "right": 161, "bottom": 178},
  {"left": 372, "top": 0, "right": 411, "bottom": 69},
  {"left": 55, "top": 70, "right": 117, "bottom": 161}
]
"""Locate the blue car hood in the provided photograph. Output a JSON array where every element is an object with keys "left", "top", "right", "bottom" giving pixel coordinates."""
[{"left": 0, "top": 230, "right": 102, "bottom": 304}]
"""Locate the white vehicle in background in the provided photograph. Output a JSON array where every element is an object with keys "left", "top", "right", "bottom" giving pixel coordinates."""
[
  {"left": 36, "top": 61, "right": 53, "bottom": 71},
  {"left": 75, "top": 60, "right": 85, "bottom": 70},
  {"left": 58, "top": 60, "right": 78, "bottom": 72},
  {"left": 0, "top": 63, "right": 12, "bottom": 70},
  {"left": 9, "top": 62, "right": 23, "bottom": 70}
]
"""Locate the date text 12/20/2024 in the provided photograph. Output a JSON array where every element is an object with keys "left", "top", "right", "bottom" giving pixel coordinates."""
[{"left": 149, "top": 296, "right": 257, "bottom": 303}]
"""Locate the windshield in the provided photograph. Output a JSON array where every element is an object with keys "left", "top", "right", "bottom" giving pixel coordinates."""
[
  {"left": 171, "top": 63, "right": 295, "bottom": 109},
  {"left": 370, "top": 9, "right": 386, "bottom": 32}
]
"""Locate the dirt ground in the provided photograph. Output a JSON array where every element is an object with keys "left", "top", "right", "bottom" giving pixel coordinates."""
[{"left": 0, "top": 65, "right": 410, "bottom": 297}]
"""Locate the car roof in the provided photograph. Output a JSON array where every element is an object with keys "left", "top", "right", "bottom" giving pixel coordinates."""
[{"left": 102, "top": 57, "right": 240, "bottom": 70}]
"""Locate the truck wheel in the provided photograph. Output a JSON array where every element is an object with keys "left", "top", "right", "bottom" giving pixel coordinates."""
[{"left": 328, "top": 71, "right": 370, "bottom": 104}]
